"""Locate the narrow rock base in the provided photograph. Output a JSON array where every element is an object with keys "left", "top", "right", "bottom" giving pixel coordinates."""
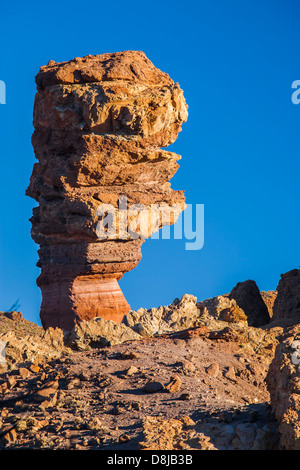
[{"left": 39, "top": 276, "right": 130, "bottom": 331}]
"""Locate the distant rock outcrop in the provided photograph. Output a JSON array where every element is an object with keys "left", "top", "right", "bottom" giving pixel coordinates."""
[
  {"left": 26, "top": 51, "right": 188, "bottom": 331},
  {"left": 0, "top": 311, "right": 68, "bottom": 370},
  {"left": 229, "top": 280, "right": 270, "bottom": 327},
  {"left": 260, "top": 290, "right": 277, "bottom": 319}
]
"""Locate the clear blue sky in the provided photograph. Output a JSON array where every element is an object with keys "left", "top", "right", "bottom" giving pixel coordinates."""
[{"left": 0, "top": 0, "right": 299, "bottom": 325}]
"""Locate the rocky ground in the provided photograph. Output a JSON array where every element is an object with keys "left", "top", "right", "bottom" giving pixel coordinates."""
[
  {"left": 1, "top": 270, "right": 300, "bottom": 451},
  {"left": 0, "top": 328, "right": 279, "bottom": 450}
]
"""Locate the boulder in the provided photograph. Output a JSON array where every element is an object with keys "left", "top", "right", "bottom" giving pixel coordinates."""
[
  {"left": 260, "top": 290, "right": 277, "bottom": 318},
  {"left": 228, "top": 280, "right": 270, "bottom": 326},
  {"left": 266, "top": 324, "right": 300, "bottom": 449},
  {"left": 26, "top": 51, "right": 188, "bottom": 331},
  {"left": 139, "top": 416, "right": 216, "bottom": 450},
  {"left": 0, "top": 327, "right": 68, "bottom": 370}
]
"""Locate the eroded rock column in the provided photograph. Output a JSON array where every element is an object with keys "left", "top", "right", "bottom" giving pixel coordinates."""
[{"left": 26, "top": 51, "right": 188, "bottom": 330}]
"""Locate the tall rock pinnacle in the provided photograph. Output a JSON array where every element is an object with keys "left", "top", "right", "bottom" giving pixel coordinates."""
[{"left": 26, "top": 51, "right": 188, "bottom": 330}]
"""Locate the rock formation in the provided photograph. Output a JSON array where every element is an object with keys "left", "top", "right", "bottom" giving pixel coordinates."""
[
  {"left": 66, "top": 317, "right": 142, "bottom": 351},
  {"left": 228, "top": 280, "right": 270, "bottom": 327},
  {"left": 26, "top": 51, "right": 188, "bottom": 331},
  {"left": 272, "top": 269, "right": 300, "bottom": 324},
  {"left": 139, "top": 416, "right": 217, "bottom": 450},
  {"left": 260, "top": 290, "right": 277, "bottom": 319},
  {"left": 0, "top": 280, "right": 286, "bottom": 450},
  {"left": 266, "top": 324, "right": 300, "bottom": 449},
  {"left": 0, "top": 311, "right": 68, "bottom": 371},
  {"left": 0, "top": 305, "right": 280, "bottom": 450},
  {"left": 123, "top": 292, "right": 280, "bottom": 360},
  {"left": 265, "top": 270, "right": 300, "bottom": 448},
  {"left": 124, "top": 294, "right": 200, "bottom": 337},
  {"left": 197, "top": 294, "right": 247, "bottom": 325}
]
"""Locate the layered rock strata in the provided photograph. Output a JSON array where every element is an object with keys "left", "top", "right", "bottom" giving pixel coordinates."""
[
  {"left": 26, "top": 51, "right": 188, "bottom": 330},
  {"left": 272, "top": 269, "right": 300, "bottom": 324}
]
